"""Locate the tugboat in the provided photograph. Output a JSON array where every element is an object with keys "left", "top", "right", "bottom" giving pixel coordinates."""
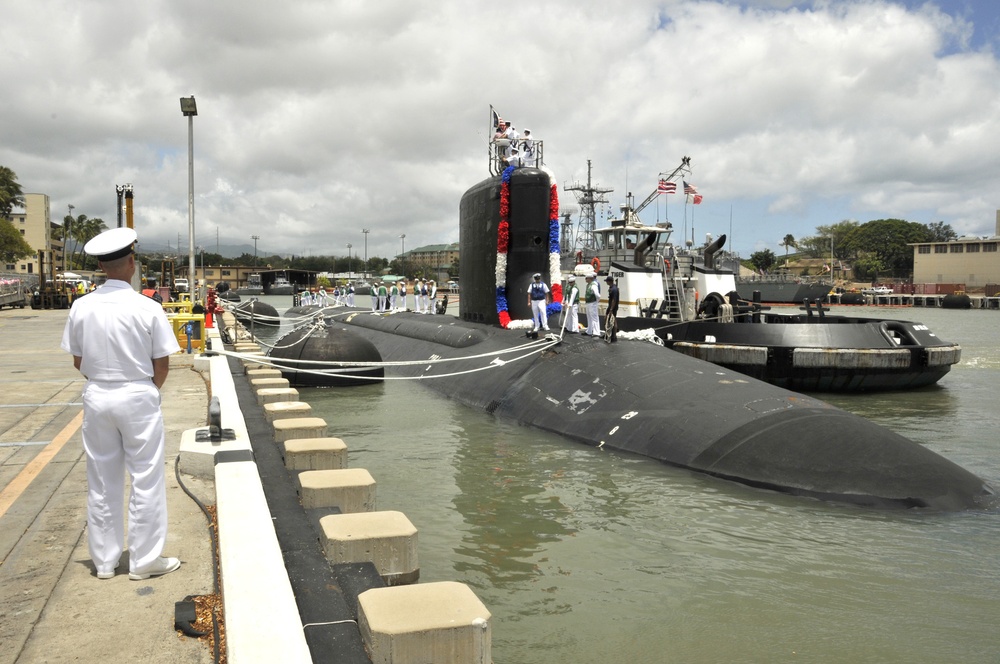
[
  {"left": 234, "top": 272, "right": 263, "bottom": 296},
  {"left": 267, "top": 272, "right": 295, "bottom": 295},
  {"left": 561, "top": 159, "right": 961, "bottom": 392}
]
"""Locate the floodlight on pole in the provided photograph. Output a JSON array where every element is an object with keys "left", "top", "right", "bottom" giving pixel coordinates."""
[
  {"left": 347, "top": 243, "right": 352, "bottom": 277},
  {"left": 180, "top": 95, "right": 198, "bottom": 299}
]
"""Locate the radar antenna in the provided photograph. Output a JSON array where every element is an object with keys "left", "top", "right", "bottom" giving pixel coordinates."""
[{"left": 563, "top": 160, "right": 613, "bottom": 254}]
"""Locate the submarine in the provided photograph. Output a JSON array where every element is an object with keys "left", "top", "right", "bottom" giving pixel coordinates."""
[{"left": 315, "top": 165, "right": 993, "bottom": 510}]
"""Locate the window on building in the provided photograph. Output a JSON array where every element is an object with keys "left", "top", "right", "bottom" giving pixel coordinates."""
[
  {"left": 222, "top": 270, "right": 231, "bottom": 276},
  {"left": 949, "top": 244, "right": 964, "bottom": 253},
  {"left": 5, "top": 264, "right": 14, "bottom": 270},
  {"left": 27, "top": 264, "right": 33, "bottom": 273},
  {"left": 20, "top": 229, "right": 25, "bottom": 235},
  {"left": 983, "top": 242, "right": 997, "bottom": 253},
  {"left": 918, "top": 245, "right": 931, "bottom": 254},
  {"left": 206, "top": 269, "right": 215, "bottom": 276},
  {"left": 934, "top": 244, "right": 948, "bottom": 253},
  {"left": 966, "top": 244, "right": 980, "bottom": 253}
]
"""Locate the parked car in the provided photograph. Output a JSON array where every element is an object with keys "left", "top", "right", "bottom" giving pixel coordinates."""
[{"left": 862, "top": 285, "right": 892, "bottom": 295}]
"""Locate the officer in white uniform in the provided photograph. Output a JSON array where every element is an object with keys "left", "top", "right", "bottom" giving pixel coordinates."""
[
  {"left": 428, "top": 280, "right": 437, "bottom": 314},
  {"left": 584, "top": 273, "right": 601, "bottom": 336},
  {"left": 60, "top": 227, "right": 182, "bottom": 580}
]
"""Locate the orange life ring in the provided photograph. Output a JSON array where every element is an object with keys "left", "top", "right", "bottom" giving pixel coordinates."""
[
  {"left": 591, "top": 257, "right": 601, "bottom": 272},
  {"left": 664, "top": 257, "right": 671, "bottom": 272}
]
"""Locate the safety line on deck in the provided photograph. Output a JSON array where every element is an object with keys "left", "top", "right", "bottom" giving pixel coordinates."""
[{"left": 0, "top": 411, "right": 83, "bottom": 519}]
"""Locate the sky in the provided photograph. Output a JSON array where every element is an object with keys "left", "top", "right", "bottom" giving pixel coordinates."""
[{"left": 3, "top": 0, "right": 1000, "bottom": 261}]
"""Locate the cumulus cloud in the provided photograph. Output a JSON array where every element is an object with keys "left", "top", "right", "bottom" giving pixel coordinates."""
[{"left": 2, "top": 0, "right": 999, "bottom": 261}]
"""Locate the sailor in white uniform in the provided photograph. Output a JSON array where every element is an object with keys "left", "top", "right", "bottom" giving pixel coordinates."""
[
  {"left": 528, "top": 272, "right": 551, "bottom": 332},
  {"left": 428, "top": 280, "right": 438, "bottom": 314},
  {"left": 60, "top": 227, "right": 182, "bottom": 581},
  {"left": 584, "top": 273, "right": 601, "bottom": 336},
  {"left": 398, "top": 280, "right": 407, "bottom": 311},
  {"left": 563, "top": 276, "right": 580, "bottom": 333}
]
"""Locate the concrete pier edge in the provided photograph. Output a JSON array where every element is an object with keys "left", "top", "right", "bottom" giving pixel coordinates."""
[{"left": 185, "top": 314, "right": 492, "bottom": 662}]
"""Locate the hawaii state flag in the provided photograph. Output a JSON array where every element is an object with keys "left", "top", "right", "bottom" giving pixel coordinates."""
[{"left": 657, "top": 179, "right": 676, "bottom": 194}]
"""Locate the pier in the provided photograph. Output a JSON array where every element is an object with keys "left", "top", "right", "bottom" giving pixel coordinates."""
[
  {"left": 827, "top": 293, "right": 1000, "bottom": 309},
  {"left": 0, "top": 307, "right": 491, "bottom": 663}
]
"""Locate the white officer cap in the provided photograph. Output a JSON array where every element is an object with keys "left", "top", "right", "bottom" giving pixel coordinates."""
[
  {"left": 84, "top": 227, "right": 137, "bottom": 261},
  {"left": 532, "top": 272, "right": 541, "bottom": 279}
]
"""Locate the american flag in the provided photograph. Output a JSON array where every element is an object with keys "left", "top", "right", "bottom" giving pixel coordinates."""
[
  {"left": 657, "top": 179, "right": 676, "bottom": 194},
  {"left": 683, "top": 181, "right": 698, "bottom": 195}
]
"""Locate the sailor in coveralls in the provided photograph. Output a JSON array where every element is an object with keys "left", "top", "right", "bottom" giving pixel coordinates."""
[
  {"left": 60, "top": 227, "right": 182, "bottom": 580},
  {"left": 527, "top": 272, "right": 551, "bottom": 332},
  {"left": 584, "top": 273, "right": 601, "bottom": 336}
]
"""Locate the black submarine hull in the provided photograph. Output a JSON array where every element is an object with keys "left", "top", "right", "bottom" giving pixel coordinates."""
[{"left": 331, "top": 310, "right": 993, "bottom": 510}]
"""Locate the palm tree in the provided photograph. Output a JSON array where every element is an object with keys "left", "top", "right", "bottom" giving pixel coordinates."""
[
  {"left": 0, "top": 166, "right": 25, "bottom": 220},
  {"left": 74, "top": 217, "right": 108, "bottom": 270},
  {"left": 780, "top": 234, "right": 796, "bottom": 265}
]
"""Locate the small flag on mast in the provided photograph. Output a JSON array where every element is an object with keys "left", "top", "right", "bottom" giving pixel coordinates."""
[{"left": 657, "top": 179, "right": 677, "bottom": 194}]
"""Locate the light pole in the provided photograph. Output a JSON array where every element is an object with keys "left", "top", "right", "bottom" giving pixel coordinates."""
[
  {"left": 64, "top": 204, "right": 74, "bottom": 274},
  {"left": 251, "top": 234, "right": 260, "bottom": 270},
  {"left": 400, "top": 234, "right": 405, "bottom": 276},
  {"left": 362, "top": 228, "right": 369, "bottom": 279},
  {"left": 346, "top": 243, "right": 353, "bottom": 278},
  {"left": 180, "top": 96, "right": 197, "bottom": 298}
]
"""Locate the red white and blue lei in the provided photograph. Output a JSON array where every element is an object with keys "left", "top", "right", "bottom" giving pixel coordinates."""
[{"left": 495, "top": 165, "right": 563, "bottom": 328}]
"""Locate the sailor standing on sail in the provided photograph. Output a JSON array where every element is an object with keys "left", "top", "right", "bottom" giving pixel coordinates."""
[
  {"left": 419, "top": 279, "right": 429, "bottom": 313},
  {"left": 60, "top": 227, "right": 182, "bottom": 581},
  {"left": 389, "top": 281, "right": 399, "bottom": 312},
  {"left": 528, "top": 273, "right": 551, "bottom": 333},
  {"left": 428, "top": 280, "right": 438, "bottom": 314},
  {"left": 563, "top": 276, "right": 580, "bottom": 333},
  {"left": 584, "top": 273, "right": 601, "bottom": 336},
  {"left": 398, "top": 280, "right": 407, "bottom": 311},
  {"left": 377, "top": 281, "right": 389, "bottom": 312},
  {"left": 370, "top": 283, "right": 379, "bottom": 312},
  {"left": 347, "top": 282, "right": 355, "bottom": 307}
]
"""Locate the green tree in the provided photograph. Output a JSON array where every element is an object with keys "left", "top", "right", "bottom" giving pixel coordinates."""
[
  {"left": 0, "top": 166, "right": 25, "bottom": 220},
  {"left": 780, "top": 234, "right": 796, "bottom": 264},
  {"left": 800, "top": 220, "right": 859, "bottom": 260},
  {"left": 926, "top": 221, "right": 958, "bottom": 242},
  {"left": 842, "top": 218, "right": 931, "bottom": 278},
  {"left": 749, "top": 248, "right": 776, "bottom": 273},
  {"left": 72, "top": 217, "right": 108, "bottom": 270},
  {"left": 1, "top": 218, "right": 35, "bottom": 263}
]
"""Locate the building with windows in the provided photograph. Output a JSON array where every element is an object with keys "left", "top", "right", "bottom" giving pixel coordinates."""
[
  {"left": 401, "top": 242, "right": 458, "bottom": 282},
  {"left": 910, "top": 212, "right": 1000, "bottom": 287},
  {"left": 5, "top": 193, "right": 56, "bottom": 279}
]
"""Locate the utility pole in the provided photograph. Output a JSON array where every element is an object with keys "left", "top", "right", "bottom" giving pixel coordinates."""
[
  {"left": 362, "top": 228, "right": 370, "bottom": 279},
  {"left": 65, "top": 204, "right": 74, "bottom": 273}
]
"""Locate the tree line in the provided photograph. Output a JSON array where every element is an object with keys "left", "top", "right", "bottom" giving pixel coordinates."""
[{"left": 748, "top": 219, "right": 958, "bottom": 281}]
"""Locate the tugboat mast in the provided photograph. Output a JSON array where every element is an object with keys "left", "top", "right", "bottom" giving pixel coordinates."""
[{"left": 563, "top": 159, "right": 613, "bottom": 255}]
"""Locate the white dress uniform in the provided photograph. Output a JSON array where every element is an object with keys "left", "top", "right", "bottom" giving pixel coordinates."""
[
  {"left": 563, "top": 282, "right": 580, "bottom": 333},
  {"left": 60, "top": 227, "right": 181, "bottom": 578},
  {"left": 398, "top": 282, "right": 407, "bottom": 311},
  {"left": 428, "top": 281, "right": 437, "bottom": 314}
]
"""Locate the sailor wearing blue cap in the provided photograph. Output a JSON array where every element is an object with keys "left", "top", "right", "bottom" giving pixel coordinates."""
[
  {"left": 61, "top": 227, "right": 182, "bottom": 580},
  {"left": 527, "top": 272, "right": 551, "bottom": 332}
]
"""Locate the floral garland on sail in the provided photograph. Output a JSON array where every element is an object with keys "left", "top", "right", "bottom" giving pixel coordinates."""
[{"left": 495, "top": 165, "right": 562, "bottom": 328}]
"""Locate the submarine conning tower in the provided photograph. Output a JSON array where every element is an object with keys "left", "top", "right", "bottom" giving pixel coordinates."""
[{"left": 459, "top": 168, "right": 555, "bottom": 325}]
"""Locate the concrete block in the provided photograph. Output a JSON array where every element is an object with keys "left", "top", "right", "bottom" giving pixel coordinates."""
[
  {"left": 235, "top": 342, "right": 261, "bottom": 352},
  {"left": 320, "top": 511, "right": 418, "bottom": 585},
  {"left": 273, "top": 417, "right": 328, "bottom": 444},
  {"left": 299, "top": 468, "right": 375, "bottom": 512},
  {"left": 193, "top": 353, "right": 212, "bottom": 373},
  {"left": 284, "top": 437, "right": 348, "bottom": 471},
  {"left": 246, "top": 368, "right": 284, "bottom": 380},
  {"left": 178, "top": 428, "right": 252, "bottom": 479},
  {"left": 250, "top": 377, "right": 290, "bottom": 391},
  {"left": 264, "top": 400, "right": 313, "bottom": 422},
  {"left": 257, "top": 387, "right": 300, "bottom": 406},
  {"left": 358, "top": 582, "right": 491, "bottom": 664}
]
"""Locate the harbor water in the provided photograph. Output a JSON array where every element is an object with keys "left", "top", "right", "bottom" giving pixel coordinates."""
[{"left": 249, "top": 298, "right": 1000, "bottom": 663}]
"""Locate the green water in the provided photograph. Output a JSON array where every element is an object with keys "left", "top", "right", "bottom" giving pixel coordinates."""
[{"left": 252, "top": 300, "right": 1000, "bottom": 663}]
